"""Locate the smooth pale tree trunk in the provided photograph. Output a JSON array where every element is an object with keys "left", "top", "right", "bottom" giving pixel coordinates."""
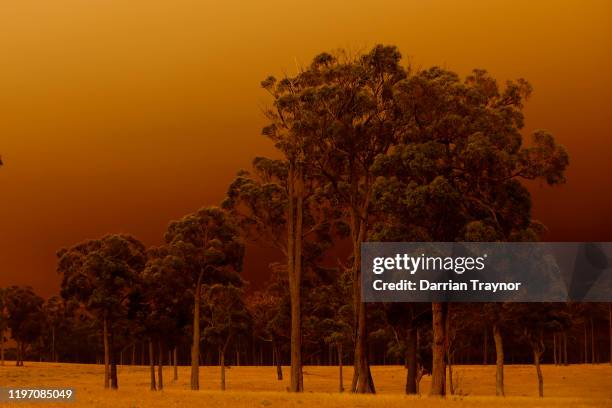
[
  {"left": 174, "top": 348, "right": 178, "bottom": 381},
  {"left": 103, "top": 314, "right": 110, "bottom": 389},
  {"left": 191, "top": 271, "right": 203, "bottom": 390},
  {"left": 337, "top": 342, "right": 344, "bottom": 392},
  {"left": 405, "top": 328, "right": 418, "bottom": 394},
  {"left": 493, "top": 323, "right": 504, "bottom": 396},
  {"left": 158, "top": 340, "right": 164, "bottom": 390},
  {"left": 149, "top": 340, "right": 156, "bottom": 391},
  {"left": 430, "top": 302, "right": 447, "bottom": 396},
  {"left": 287, "top": 164, "right": 304, "bottom": 392}
]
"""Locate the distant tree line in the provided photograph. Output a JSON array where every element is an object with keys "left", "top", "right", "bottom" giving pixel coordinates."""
[{"left": 1, "top": 45, "right": 611, "bottom": 398}]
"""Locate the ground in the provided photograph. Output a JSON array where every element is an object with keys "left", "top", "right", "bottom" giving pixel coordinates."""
[{"left": 1, "top": 362, "right": 611, "bottom": 407}]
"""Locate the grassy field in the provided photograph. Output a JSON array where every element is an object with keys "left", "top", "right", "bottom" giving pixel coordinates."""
[{"left": 1, "top": 362, "right": 611, "bottom": 407}]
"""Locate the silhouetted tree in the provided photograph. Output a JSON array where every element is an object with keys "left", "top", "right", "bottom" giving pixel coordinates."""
[
  {"left": 202, "top": 284, "right": 250, "bottom": 390},
  {"left": 321, "top": 303, "right": 353, "bottom": 392},
  {"left": 43, "top": 296, "right": 66, "bottom": 362},
  {"left": 164, "top": 207, "right": 244, "bottom": 390},
  {"left": 4, "top": 286, "right": 45, "bottom": 366},
  {"left": 372, "top": 66, "right": 569, "bottom": 395},
  {"left": 262, "top": 45, "right": 406, "bottom": 393},
  {"left": 140, "top": 245, "right": 192, "bottom": 391},
  {"left": 224, "top": 157, "right": 337, "bottom": 392},
  {"left": 510, "top": 303, "right": 571, "bottom": 397},
  {"left": 57, "top": 234, "right": 146, "bottom": 389},
  {"left": 246, "top": 268, "right": 290, "bottom": 381}
]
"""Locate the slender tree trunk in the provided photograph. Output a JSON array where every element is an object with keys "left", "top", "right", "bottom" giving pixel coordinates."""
[
  {"left": 287, "top": 163, "right": 304, "bottom": 392},
  {"left": 174, "top": 347, "right": 178, "bottom": 381},
  {"left": 430, "top": 302, "right": 447, "bottom": 396},
  {"left": 295, "top": 167, "right": 304, "bottom": 392},
  {"left": 273, "top": 342, "right": 283, "bottom": 380},
  {"left": 131, "top": 343, "right": 136, "bottom": 366},
  {"left": 352, "top": 214, "right": 375, "bottom": 393},
  {"left": 406, "top": 327, "right": 417, "bottom": 394},
  {"left": 338, "top": 342, "right": 344, "bottom": 392},
  {"left": 191, "top": 271, "right": 203, "bottom": 390},
  {"left": 103, "top": 314, "right": 110, "bottom": 389},
  {"left": 220, "top": 346, "right": 226, "bottom": 391},
  {"left": 149, "top": 340, "right": 156, "bottom": 391},
  {"left": 110, "top": 334, "right": 118, "bottom": 390},
  {"left": 447, "top": 352, "right": 454, "bottom": 395},
  {"left": 446, "top": 305, "right": 454, "bottom": 395},
  {"left": 493, "top": 323, "right": 504, "bottom": 397},
  {"left": 553, "top": 333, "right": 558, "bottom": 365},
  {"left": 416, "top": 366, "right": 424, "bottom": 394},
  {"left": 533, "top": 346, "right": 544, "bottom": 398},
  {"left": 158, "top": 340, "right": 164, "bottom": 391},
  {"left": 287, "top": 163, "right": 296, "bottom": 390}
]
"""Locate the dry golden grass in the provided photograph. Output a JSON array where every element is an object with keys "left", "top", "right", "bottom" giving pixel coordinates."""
[{"left": 1, "top": 362, "right": 611, "bottom": 407}]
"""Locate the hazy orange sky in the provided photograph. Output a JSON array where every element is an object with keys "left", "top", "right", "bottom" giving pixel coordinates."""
[{"left": 1, "top": 1, "right": 611, "bottom": 297}]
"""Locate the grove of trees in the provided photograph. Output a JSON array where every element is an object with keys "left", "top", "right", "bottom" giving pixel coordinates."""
[{"left": 2, "top": 45, "right": 611, "bottom": 399}]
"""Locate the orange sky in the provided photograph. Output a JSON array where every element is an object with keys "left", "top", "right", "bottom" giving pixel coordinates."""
[{"left": 1, "top": 0, "right": 611, "bottom": 297}]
